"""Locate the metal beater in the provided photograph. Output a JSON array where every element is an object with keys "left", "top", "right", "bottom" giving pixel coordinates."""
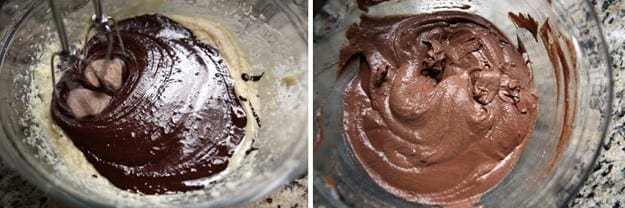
[{"left": 48, "top": 0, "right": 125, "bottom": 89}]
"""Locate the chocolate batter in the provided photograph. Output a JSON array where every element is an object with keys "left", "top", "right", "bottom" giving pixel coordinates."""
[
  {"left": 51, "top": 14, "right": 247, "bottom": 194},
  {"left": 339, "top": 11, "right": 538, "bottom": 204}
]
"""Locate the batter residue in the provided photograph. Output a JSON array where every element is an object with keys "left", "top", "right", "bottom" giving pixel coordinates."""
[
  {"left": 339, "top": 11, "right": 538, "bottom": 204},
  {"left": 51, "top": 14, "right": 247, "bottom": 194}
]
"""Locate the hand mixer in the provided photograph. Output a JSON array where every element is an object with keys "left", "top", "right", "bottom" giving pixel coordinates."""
[{"left": 48, "top": 0, "right": 125, "bottom": 90}]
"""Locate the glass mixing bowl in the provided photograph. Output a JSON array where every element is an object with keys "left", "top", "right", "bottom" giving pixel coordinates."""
[
  {"left": 313, "top": 0, "right": 611, "bottom": 207},
  {"left": 0, "top": 0, "right": 307, "bottom": 207}
]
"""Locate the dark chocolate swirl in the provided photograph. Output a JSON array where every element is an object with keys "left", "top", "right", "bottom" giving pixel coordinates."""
[{"left": 51, "top": 14, "right": 247, "bottom": 194}]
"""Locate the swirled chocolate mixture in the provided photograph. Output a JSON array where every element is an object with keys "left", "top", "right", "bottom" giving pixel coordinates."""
[
  {"left": 339, "top": 11, "right": 538, "bottom": 204},
  {"left": 51, "top": 14, "right": 247, "bottom": 194}
]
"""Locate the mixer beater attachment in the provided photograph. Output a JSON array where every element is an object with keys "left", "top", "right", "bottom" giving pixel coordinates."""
[
  {"left": 48, "top": 0, "right": 126, "bottom": 91},
  {"left": 82, "top": 0, "right": 126, "bottom": 60}
]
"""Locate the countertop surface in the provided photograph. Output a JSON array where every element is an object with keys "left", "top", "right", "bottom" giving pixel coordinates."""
[
  {"left": 569, "top": 0, "right": 625, "bottom": 207},
  {"left": 0, "top": 0, "right": 624, "bottom": 207}
]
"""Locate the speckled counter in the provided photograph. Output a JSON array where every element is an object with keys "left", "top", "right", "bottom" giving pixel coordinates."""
[{"left": 569, "top": 0, "right": 625, "bottom": 207}]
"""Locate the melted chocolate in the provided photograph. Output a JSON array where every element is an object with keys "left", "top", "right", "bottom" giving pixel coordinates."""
[
  {"left": 313, "top": 0, "right": 328, "bottom": 15},
  {"left": 250, "top": 105, "right": 262, "bottom": 127},
  {"left": 241, "top": 72, "right": 264, "bottom": 82},
  {"left": 538, "top": 19, "right": 577, "bottom": 175},
  {"left": 357, "top": 0, "right": 388, "bottom": 11},
  {"left": 508, "top": 12, "right": 539, "bottom": 40},
  {"left": 339, "top": 12, "right": 538, "bottom": 204},
  {"left": 51, "top": 14, "right": 247, "bottom": 194}
]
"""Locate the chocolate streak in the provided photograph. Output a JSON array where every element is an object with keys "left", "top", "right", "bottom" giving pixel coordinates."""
[
  {"left": 313, "top": 0, "right": 328, "bottom": 15},
  {"left": 356, "top": 0, "right": 388, "bottom": 11},
  {"left": 357, "top": 0, "right": 470, "bottom": 11},
  {"left": 339, "top": 12, "right": 538, "bottom": 204},
  {"left": 508, "top": 12, "right": 539, "bottom": 40},
  {"left": 538, "top": 19, "right": 578, "bottom": 176},
  {"left": 51, "top": 14, "right": 247, "bottom": 194}
]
